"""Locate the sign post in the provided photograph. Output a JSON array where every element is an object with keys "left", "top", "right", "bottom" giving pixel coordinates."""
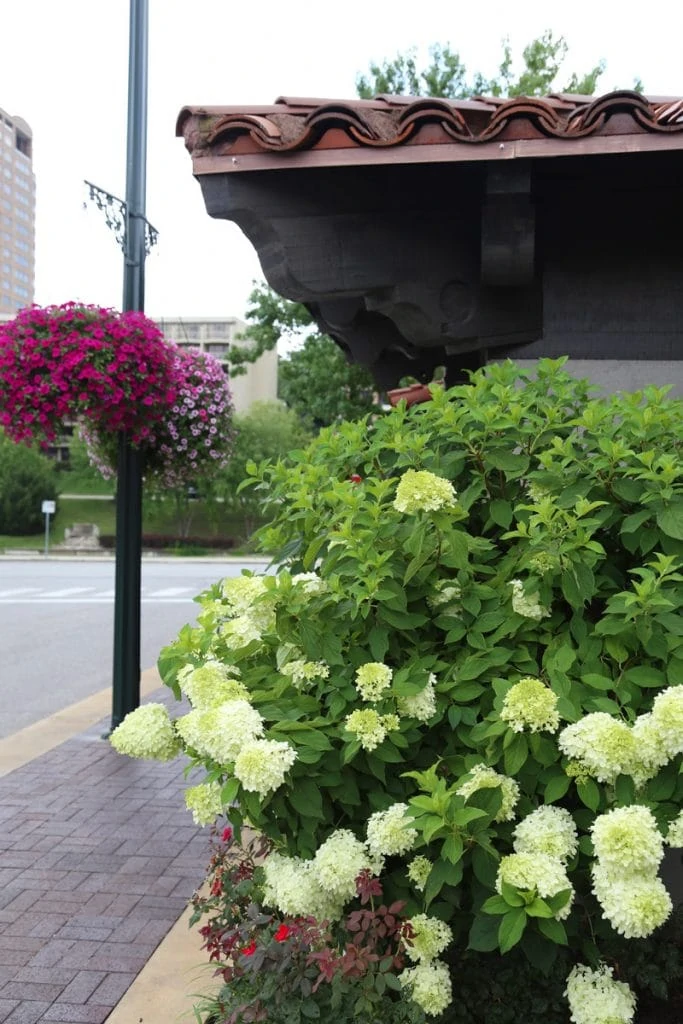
[{"left": 41, "top": 499, "right": 56, "bottom": 557}]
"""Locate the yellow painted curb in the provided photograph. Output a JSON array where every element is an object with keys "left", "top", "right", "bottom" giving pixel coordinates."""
[{"left": 0, "top": 666, "right": 163, "bottom": 777}]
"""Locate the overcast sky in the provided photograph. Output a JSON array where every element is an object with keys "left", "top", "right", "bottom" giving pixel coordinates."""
[{"left": 2, "top": 0, "right": 682, "bottom": 323}]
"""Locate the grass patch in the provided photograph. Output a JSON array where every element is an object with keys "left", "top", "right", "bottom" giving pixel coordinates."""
[{"left": 0, "top": 496, "right": 264, "bottom": 553}]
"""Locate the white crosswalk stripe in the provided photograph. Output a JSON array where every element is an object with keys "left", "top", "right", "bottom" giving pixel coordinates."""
[
  {"left": 39, "top": 587, "right": 96, "bottom": 597},
  {"left": 0, "top": 586, "right": 196, "bottom": 604}
]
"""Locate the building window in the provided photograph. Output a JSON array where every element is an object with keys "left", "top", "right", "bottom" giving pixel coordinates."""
[{"left": 15, "top": 132, "right": 31, "bottom": 159}]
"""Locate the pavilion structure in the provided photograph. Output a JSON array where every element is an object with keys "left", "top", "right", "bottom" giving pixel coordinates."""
[{"left": 177, "top": 91, "right": 683, "bottom": 388}]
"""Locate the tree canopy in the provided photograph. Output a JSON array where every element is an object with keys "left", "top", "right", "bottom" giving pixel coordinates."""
[{"left": 356, "top": 31, "right": 610, "bottom": 100}]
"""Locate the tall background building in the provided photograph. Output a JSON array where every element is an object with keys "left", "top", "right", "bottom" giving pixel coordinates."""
[{"left": 0, "top": 107, "right": 35, "bottom": 314}]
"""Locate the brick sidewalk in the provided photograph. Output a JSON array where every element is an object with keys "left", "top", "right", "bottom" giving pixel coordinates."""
[{"left": 0, "top": 694, "right": 210, "bottom": 1024}]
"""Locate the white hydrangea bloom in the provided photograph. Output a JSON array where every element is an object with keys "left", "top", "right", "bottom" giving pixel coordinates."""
[
  {"left": 222, "top": 574, "right": 268, "bottom": 615},
  {"left": 366, "top": 803, "right": 418, "bottom": 858},
  {"left": 262, "top": 852, "right": 342, "bottom": 922},
  {"left": 399, "top": 959, "right": 453, "bottom": 1016},
  {"left": 651, "top": 686, "right": 683, "bottom": 759},
  {"left": 355, "top": 662, "right": 393, "bottom": 702},
  {"left": 496, "top": 853, "right": 573, "bottom": 919},
  {"left": 313, "top": 830, "right": 372, "bottom": 903},
  {"left": 513, "top": 805, "right": 578, "bottom": 862},
  {"left": 393, "top": 470, "right": 457, "bottom": 514},
  {"left": 630, "top": 713, "right": 670, "bottom": 786},
  {"left": 558, "top": 713, "right": 639, "bottom": 785},
  {"left": 456, "top": 764, "right": 520, "bottom": 822},
  {"left": 591, "top": 806, "right": 664, "bottom": 874},
  {"left": 177, "top": 660, "right": 248, "bottom": 709},
  {"left": 565, "top": 963, "right": 636, "bottom": 1024},
  {"left": 110, "top": 703, "right": 181, "bottom": 761},
  {"left": 175, "top": 700, "right": 264, "bottom": 764},
  {"left": 184, "top": 781, "right": 224, "bottom": 826},
  {"left": 234, "top": 739, "right": 297, "bottom": 797},
  {"left": 404, "top": 915, "right": 453, "bottom": 962},
  {"left": 291, "top": 572, "right": 328, "bottom": 596},
  {"left": 666, "top": 810, "right": 683, "bottom": 847},
  {"left": 221, "top": 614, "right": 268, "bottom": 650},
  {"left": 428, "top": 580, "right": 462, "bottom": 611},
  {"left": 591, "top": 865, "right": 673, "bottom": 939},
  {"left": 281, "top": 659, "right": 330, "bottom": 690},
  {"left": 344, "top": 708, "right": 397, "bottom": 751},
  {"left": 500, "top": 677, "right": 560, "bottom": 733},
  {"left": 398, "top": 675, "right": 438, "bottom": 722},
  {"left": 509, "top": 578, "right": 550, "bottom": 621},
  {"left": 407, "top": 856, "right": 432, "bottom": 892}
]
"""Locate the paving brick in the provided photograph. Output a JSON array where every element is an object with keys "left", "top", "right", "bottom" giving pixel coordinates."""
[
  {"left": 0, "top": 985, "right": 64, "bottom": 1004},
  {"left": 24, "top": 941, "right": 75, "bottom": 969},
  {"left": 42, "top": 1004, "right": 111, "bottom": 1023},
  {"left": 56, "top": 971, "right": 106, "bottom": 1005},
  {"left": 0, "top": 1003, "right": 19, "bottom": 1024},
  {"left": 3, "top": 1002, "right": 51, "bottom": 1024},
  {"left": 87, "top": 972, "right": 136, "bottom": 1006}
]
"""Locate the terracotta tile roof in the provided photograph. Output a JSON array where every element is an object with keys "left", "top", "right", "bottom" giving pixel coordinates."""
[{"left": 177, "top": 90, "right": 683, "bottom": 171}]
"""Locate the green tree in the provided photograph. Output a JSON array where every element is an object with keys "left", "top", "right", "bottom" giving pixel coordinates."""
[
  {"left": 209, "top": 401, "right": 313, "bottom": 540},
  {"left": 0, "top": 432, "right": 59, "bottom": 535},
  {"left": 356, "top": 30, "right": 608, "bottom": 99},
  {"left": 278, "top": 336, "right": 379, "bottom": 428}
]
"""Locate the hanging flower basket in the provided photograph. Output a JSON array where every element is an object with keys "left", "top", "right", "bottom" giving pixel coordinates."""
[
  {"left": 82, "top": 346, "right": 235, "bottom": 487},
  {"left": 0, "top": 303, "right": 177, "bottom": 446}
]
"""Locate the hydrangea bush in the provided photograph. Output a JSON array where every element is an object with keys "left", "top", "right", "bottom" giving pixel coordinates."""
[{"left": 112, "top": 359, "right": 683, "bottom": 1023}]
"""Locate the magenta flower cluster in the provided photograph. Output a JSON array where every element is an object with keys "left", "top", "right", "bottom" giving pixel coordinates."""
[
  {"left": 82, "top": 347, "right": 234, "bottom": 487},
  {"left": 0, "top": 303, "right": 235, "bottom": 487},
  {"left": 0, "top": 303, "right": 177, "bottom": 446}
]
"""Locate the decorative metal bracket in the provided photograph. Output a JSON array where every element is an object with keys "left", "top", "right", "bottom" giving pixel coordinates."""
[{"left": 84, "top": 180, "right": 158, "bottom": 254}]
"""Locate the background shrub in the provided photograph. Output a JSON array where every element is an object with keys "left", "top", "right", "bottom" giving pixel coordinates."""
[{"left": 0, "top": 431, "right": 58, "bottom": 534}]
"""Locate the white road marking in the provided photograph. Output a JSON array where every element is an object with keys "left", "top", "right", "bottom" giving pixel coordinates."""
[
  {"left": 0, "top": 587, "right": 41, "bottom": 597},
  {"left": 146, "top": 587, "right": 193, "bottom": 597},
  {"left": 0, "top": 597, "right": 194, "bottom": 605},
  {"left": 39, "top": 587, "right": 96, "bottom": 597}
]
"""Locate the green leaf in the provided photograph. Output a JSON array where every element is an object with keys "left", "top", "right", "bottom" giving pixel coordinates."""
[
  {"left": 614, "top": 774, "right": 636, "bottom": 806},
  {"left": 561, "top": 563, "right": 595, "bottom": 608},
  {"left": 624, "top": 665, "right": 666, "bottom": 688},
  {"left": 538, "top": 917, "right": 568, "bottom": 945},
  {"left": 300, "top": 999, "right": 321, "bottom": 1019},
  {"left": 544, "top": 773, "right": 571, "bottom": 803},
  {"left": 581, "top": 673, "right": 614, "bottom": 691},
  {"left": 424, "top": 858, "right": 463, "bottom": 906},
  {"left": 288, "top": 780, "right": 324, "bottom": 818},
  {"left": 525, "top": 899, "right": 554, "bottom": 919},
  {"left": 468, "top": 913, "right": 500, "bottom": 952},
  {"left": 498, "top": 907, "right": 526, "bottom": 953},
  {"left": 577, "top": 777, "right": 601, "bottom": 811},
  {"left": 368, "top": 626, "right": 389, "bottom": 662},
  {"left": 504, "top": 733, "right": 528, "bottom": 775},
  {"left": 620, "top": 509, "right": 652, "bottom": 535},
  {"left": 489, "top": 499, "right": 513, "bottom": 528},
  {"left": 485, "top": 450, "right": 530, "bottom": 476},
  {"left": 471, "top": 843, "right": 499, "bottom": 887},
  {"left": 441, "top": 833, "right": 464, "bottom": 865},
  {"left": 500, "top": 882, "right": 525, "bottom": 907},
  {"left": 481, "top": 895, "right": 510, "bottom": 916},
  {"left": 221, "top": 777, "right": 240, "bottom": 806},
  {"left": 657, "top": 501, "right": 683, "bottom": 540}
]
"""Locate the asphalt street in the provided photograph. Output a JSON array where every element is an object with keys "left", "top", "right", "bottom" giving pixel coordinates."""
[{"left": 0, "top": 557, "right": 270, "bottom": 737}]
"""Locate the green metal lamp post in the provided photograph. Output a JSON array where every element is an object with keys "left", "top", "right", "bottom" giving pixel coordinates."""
[{"left": 86, "top": 0, "right": 157, "bottom": 730}]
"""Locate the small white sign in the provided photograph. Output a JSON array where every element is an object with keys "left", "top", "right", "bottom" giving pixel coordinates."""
[{"left": 41, "top": 500, "right": 56, "bottom": 515}]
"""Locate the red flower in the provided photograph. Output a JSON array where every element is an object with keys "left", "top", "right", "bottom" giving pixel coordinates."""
[
  {"left": 273, "top": 924, "right": 291, "bottom": 942},
  {"left": 349, "top": 474, "right": 362, "bottom": 483},
  {"left": 221, "top": 826, "right": 233, "bottom": 843},
  {"left": 241, "top": 940, "right": 257, "bottom": 956}
]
